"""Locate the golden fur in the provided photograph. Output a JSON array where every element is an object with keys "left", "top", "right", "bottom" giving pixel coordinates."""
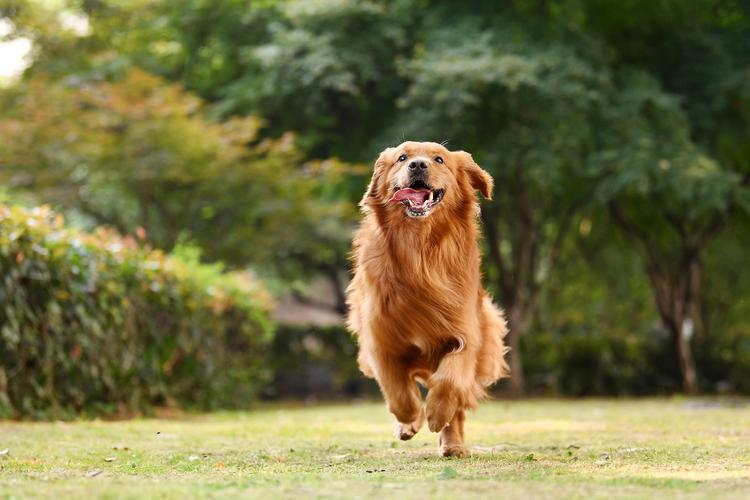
[{"left": 346, "top": 141, "right": 509, "bottom": 457}]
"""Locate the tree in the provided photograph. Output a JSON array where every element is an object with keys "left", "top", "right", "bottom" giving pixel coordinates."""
[
  {"left": 590, "top": 71, "right": 748, "bottom": 393},
  {"left": 8, "top": 0, "right": 412, "bottom": 163},
  {"left": 580, "top": 0, "right": 750, "bottom": 392},
  {"left": 392, "top": 29, "right": 609, "bottom": 393},
  {"left": 211, "top": 0, "right": 412, "bottom": 161},
  {"left": 0, "top": 69, "right": 357, "bottom": 292}
]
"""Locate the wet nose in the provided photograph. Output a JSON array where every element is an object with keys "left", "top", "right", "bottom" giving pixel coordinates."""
[{"left": 408, "top": 160, "right": 428, "bottom": 171}]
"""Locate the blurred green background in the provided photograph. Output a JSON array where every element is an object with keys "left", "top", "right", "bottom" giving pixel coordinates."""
[{"left": 0, "top": 0, "right": 749, "bottom": 418}]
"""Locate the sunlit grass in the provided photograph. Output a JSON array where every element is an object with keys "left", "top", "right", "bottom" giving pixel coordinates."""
[{"left": 1, "top": 399, "right": 749, "bottom": 498}]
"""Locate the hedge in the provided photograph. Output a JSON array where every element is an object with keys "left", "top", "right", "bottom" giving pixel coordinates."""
[{"left": 0, "top": 205, "right": 274, "bottom": 419}]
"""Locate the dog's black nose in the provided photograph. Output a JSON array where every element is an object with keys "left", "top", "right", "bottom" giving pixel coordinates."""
[{"left": 408, "top": 160, "right": 428, "bottom": 171}]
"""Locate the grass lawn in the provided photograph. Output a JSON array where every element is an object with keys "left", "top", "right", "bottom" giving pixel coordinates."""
[{"left": 1, "top": 399, "right": 749, "bottom": 499}]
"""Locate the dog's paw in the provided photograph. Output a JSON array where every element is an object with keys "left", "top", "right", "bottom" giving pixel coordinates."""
[
  {"left": 439, "top": 444, "right": 470, "bottom": 458},
  {"left": 393, "top": 408, "right": 424, "bottom": 441},
  {"left": 393, "top": 420, "right": 419, "bottom": 441},
  {"left": 425, "top": 384, "right": 459, "bottom": 433}
]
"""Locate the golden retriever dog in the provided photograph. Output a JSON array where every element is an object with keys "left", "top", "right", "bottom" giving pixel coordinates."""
[{"left": 346, "top": 141, "right": 509, "bottom": 457}]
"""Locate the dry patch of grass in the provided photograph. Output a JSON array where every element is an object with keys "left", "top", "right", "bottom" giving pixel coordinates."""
[{"left": 1, "top": 399, "right": 749, "bottom": 498}]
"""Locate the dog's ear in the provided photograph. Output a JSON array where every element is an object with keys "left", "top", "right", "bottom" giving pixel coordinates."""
[
  {"left": 455, "top": 151, "right": 493, "bottom": 199},
  {"left": 360, "top": 147, "right": 393, "bottom": 207}
]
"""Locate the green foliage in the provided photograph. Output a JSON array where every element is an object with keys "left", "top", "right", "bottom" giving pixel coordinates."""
[
  {"left": 521, "top": 221, "right": 675, "bottom": 395},
  {"left": 0, "top": 69, "right": 357, "bottom": 281},
  {"left": 524, "top": 323, "right": 677, "bottom": 396},
  {"left": 0, "top": 204, "right": 273, "bottom": 418},
  {"left": 214, "top": 0, "right": 410, "bottom": 158},
  {"left": 698, "top": 227, "right": 750, "bottom": 393},
  {"left": 591, "top": 69, "right": 743, "bottom": 230}
]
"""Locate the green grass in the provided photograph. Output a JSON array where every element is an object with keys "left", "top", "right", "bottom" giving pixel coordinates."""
[{"left": 2, "top": 399, "right": 750, "bottom": 498}]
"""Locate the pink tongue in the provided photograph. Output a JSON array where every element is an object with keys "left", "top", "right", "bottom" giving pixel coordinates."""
[{"left": 389, "top": 188, "right": 430, "bottom": 206}]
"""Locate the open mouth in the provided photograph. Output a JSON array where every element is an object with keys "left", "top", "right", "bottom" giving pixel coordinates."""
[{"left": 389, "top": 180, "right": 445, "bottom": 218}]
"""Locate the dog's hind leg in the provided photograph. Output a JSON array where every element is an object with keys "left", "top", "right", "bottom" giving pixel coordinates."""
[
  {"left": 439, "top": 409, "right": 469, "bottom": 457},
  {"left": 475, "top": 295, "right": 510, "bottom": 386}
]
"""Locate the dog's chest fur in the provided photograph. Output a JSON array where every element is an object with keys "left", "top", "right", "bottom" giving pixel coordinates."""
[{"left": 361, "top": 224, "right": 480, "bottom": 357}]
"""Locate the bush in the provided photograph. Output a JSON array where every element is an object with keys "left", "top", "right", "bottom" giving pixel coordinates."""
[
  {"left": 0, "top": 205, "right": 274, "bottom": 419},
  {"left": 522, "top": 327, "right": 678, "bottom": 396}
]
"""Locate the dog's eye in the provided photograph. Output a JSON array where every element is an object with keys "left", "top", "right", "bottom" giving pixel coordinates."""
[
  {"left": 398, "top": 154, "right": 408, "bottom": 162},
  {"left": 435, "top": 156, "right": 444, "bottom": 164}
]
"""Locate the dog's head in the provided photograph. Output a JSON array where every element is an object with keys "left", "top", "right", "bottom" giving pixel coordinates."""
[{"left": 362, "top": 141, "right": 493, "bottom": 219}]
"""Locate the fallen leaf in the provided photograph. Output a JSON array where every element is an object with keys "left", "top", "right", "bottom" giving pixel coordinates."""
[
  {"left": 104, "top": 457, "right": 116, "bottom": 462},
  {"left": 188, "top": 455, "right": 200, "bottom": 462}
]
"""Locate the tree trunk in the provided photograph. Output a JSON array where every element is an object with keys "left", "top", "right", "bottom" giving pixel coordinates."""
[
  {"left": 504, "top": 302, "right": 533, "bottom": 396},
  {"left": 505, "top": 319, "right": 525, "bottom": 396},
  {"left": 653, "top": 291, "right": 699, "bottom": 394},
  {"left": 673, "top": 321, "right": 698, "bottom": 394},
  {"left": 677, "top": 254, "right": 701, "bottom": 393},
  {"left": 608, "top": 201, "right": 711, "bottom": 395},
  {"left": 648, "top": 256, "right": 701, "bottom": 395},
  {"left": 325, "top": 266, "right": 348, "bottom": 315}
]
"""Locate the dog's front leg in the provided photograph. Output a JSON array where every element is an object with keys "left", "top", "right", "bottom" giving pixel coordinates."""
[
  {"left": 373, "top": 353, "right": 424, "bottom": 441},
  {"left": 425, "top": 341, "right": 478, "bottom": 434}
]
